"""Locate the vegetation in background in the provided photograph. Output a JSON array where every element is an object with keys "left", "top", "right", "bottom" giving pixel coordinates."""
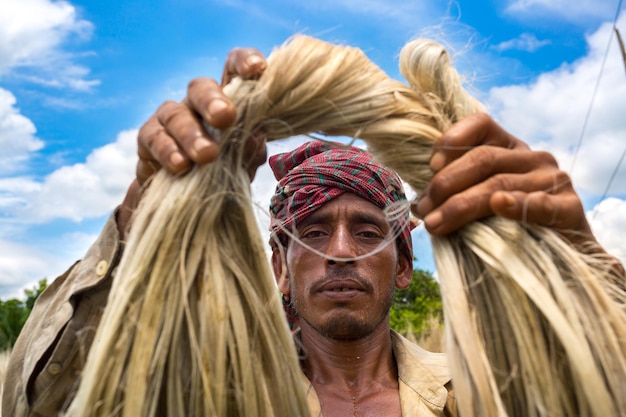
[
  {"left": 390, "top": 265, "right": 443, "bottom": 342},
  {"left": 0, "top": 279, "right": 47, "bottom": 351},
  {"left": 0, "top": 267, "right": 443, "bottom": 352}
]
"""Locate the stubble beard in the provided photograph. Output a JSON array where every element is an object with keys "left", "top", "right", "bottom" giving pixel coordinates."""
[
  {"left": 292, "top": 279, "right": 395, "bottom": 342},
  {"left": 311, "top": 309, "right": 391, "bottom": 341}
]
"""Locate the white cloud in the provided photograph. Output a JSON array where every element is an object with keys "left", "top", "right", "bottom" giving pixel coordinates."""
[
  {"left": 1, "top": 129, "right": 137, "bottom": 223},
  {"left": 505, "top": 0, "right": 616, "bottom": 23},
  {"left": 493, "top": 33, "right": 551, "bottom": 52},
  {"left": 0, "top": 127, "right": 135, "bottom": 296},
  {"left": 487, "top": 12, "right": 626, "bottom": 195},
  {"left": 0, "top": 126, "right": 135, "bottom": 297},
  {"left": 0, "top": 87, "right": 43, "bottom": 173},
  {"left": 0, "top": 239, "right": 51, "bottom": 293},
  {"left": 587, "top": 197, "right": 626, "bottom": 264},
  {"left": 0, "top": 229, "right": 102, "bottom": 299},
  {"left": 0, "top": 0, "right": 97, "bottom": 90}
]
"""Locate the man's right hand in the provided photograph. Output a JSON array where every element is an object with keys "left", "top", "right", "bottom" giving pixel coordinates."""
[
  {"left": 137, "top": 48, "right": 267, "bottom": 184},
  {"left": 118, "top": 48, "right": 268, "bottom": 239}
]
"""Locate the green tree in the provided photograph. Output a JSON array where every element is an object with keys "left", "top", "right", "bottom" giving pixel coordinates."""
[
  {"left": 0, "top": 279, "right": 48, "bottom": 350},
  {"left": 23, "top": 278, "right": 48, "bottom": 310},
  {"left": 390, "top": 266, "right": 443, "bottom": 337}
]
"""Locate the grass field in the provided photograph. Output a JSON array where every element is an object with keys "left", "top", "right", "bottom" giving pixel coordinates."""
[{"left": 0, "top": 349, "right": 10, "bottom": 414}]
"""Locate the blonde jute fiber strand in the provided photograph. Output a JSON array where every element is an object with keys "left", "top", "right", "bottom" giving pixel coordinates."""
[{"left": 65, "top": 35, "right": 626, "bottom": 417}]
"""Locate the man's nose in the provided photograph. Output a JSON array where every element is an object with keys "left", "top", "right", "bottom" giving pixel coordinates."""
[{"left": 325, "top": 226, "right": 356, "bottom": 266}]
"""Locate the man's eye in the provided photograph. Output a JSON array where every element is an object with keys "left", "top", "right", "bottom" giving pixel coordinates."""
[
  {"left": 357, "top": 230, "right": 384, "bottom": 240},
  {"left": 301, "top": 230, "right": 325, "bottom": 239}
]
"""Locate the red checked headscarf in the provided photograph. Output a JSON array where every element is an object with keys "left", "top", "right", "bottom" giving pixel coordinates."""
[{"left": 268, "top": 141, "right": 414, "bottom": 263}]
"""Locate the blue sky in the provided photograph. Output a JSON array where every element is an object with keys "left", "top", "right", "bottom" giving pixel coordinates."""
[{"left": 1, "top": 0, "right": 625, "bottom": 298}]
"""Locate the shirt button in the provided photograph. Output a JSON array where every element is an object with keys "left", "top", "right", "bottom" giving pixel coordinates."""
[
  {"left": 96, "top": 260, "right": 108, "bottom": 277},
  {"left": 48, "top": 363, "right": 62, "bottom": 375}
]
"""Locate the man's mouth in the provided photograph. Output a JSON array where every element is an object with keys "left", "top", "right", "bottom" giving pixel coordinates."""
[
  {"left": 315, "top": 278, "right": 370, "bottom": 301},
  {"left": 317, "top": 279, "right": 367, "bottom": 292},
  {"left": 329, "top": 287, "right": 356, "bottom": 292}
]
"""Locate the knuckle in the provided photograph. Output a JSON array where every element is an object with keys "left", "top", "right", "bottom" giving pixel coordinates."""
[
  {"left": 445, "top": 192, "right": 482, "bottom": 221},
  {"left": 488, "top": 174, "right": 512, "bottom": 193},
  {"left": 163, "top": 107, "right": 191, "bottom": 132},
  {"left": 188, "top": 78, "right": 224, "bottom": 111},
  {"left": 535, "top": 193, "right": 557, "bottom": 224},
  {"left": 156, "top": 99, "right": 178, "bottom": 115},
  {"left": 166, "top": 111, "right": 197, "bottom": 136},
  {"left": 188, "top": 78, "right": 202, "bottom": 91},
  {"left": 428, "top": 172, "right": 453, "bottom": 202},
  {"left": 468, "top": 146, "right": 497, "bottom": 174},
  {"left": 524, "top": 191, "right": 558, "bottom": 226},
  {"left": 156, "top": 100, "right": 185, "bottom": 126},
  {"left": 188, "top": 77, "right": 217, "bottom": 92},
  {"left": 513, "top": 138, "right": 530, "bottom": 151},
  {"left": 137, "top": 123, "right": 152, "bottom": 145},
  {"left": 151, "top": 132, "right": 177, "bottom": 157},
  {"left": 473, "top": 112, "right": 491, "bottom": 128},
  {"left": 552, "top": 170, "right": 572, "bottom": 193},
  {"left": 534, "top": 150, "right": 558, "bottom": 167},
  {"left": 138, "top": 123, "right": 162, "bottom": 151},
  {"left": 234, "top": 47, "right": 255, "bottom": 64},
  {"left": 227, "top": 47, "right": 242, "bottom": 60}
]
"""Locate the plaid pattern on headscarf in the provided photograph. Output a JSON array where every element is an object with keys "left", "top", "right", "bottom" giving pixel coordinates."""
[{"left": 268, "top": 141, "right": 413, "bottom": 263}]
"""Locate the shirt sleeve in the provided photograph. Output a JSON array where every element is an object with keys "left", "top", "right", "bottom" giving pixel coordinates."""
[{"left": 1, "top": 211, "right": 123, "bottom": 417}]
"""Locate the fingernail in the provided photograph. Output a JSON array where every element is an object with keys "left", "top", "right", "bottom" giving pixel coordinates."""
[
  {"left": 193, "top": 137, "right": 210, "bottom": 154},
  {"left": 430, "top": 152, "right": 446, "bottom": 171},
  {"left": 424, "top": 211, "right": 443, "bottom": 230},
  {"left": 501, "top": 192, "right": 517, "bottom": 208},
  {"left": 246, "top": 55, "right": 265, "bottom": 71},
  {"left": 169, "top": 151, "right": 185, "bottom": 168},
  {"left": 208, "top": 99, "right": 228, "bottom": 117},
  {"left": 416, "top": 196, "right": 433, "bottom": 217}
]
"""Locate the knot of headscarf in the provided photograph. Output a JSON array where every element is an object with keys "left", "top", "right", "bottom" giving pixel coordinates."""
[{"left": 268, "top": 141, "right": 413, "bottom": 263}]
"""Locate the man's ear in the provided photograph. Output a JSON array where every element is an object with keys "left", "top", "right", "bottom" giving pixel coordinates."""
[
  {"left": 395, "top": 255, "right": 413, "bottom": 290},
  {"left": 271, "top": 246, "right": 290, "bottom": 294}
]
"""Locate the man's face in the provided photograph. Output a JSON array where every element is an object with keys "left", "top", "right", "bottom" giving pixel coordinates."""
[{"left": 274, "top": 193, "right": 412, "bottom": 341}]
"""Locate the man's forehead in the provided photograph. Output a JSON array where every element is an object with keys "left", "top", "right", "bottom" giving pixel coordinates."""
[{"left": 298, "top": 193, "right": 389, "bottom": 226}]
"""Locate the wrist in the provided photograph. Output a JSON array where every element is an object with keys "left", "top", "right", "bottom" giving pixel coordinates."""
[{"left": 117, "top": 180, "right": 142, "bottom": 240}]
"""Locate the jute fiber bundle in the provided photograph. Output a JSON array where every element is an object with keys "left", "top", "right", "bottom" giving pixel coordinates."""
[{"left": 65, "top": 35, "right": 626, "bottom": 417}]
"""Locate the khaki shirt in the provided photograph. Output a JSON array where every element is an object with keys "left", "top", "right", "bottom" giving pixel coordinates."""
[
  {"left": 2, "top": 213, "right": 121, "bottom": 417},
  {"left": 2, "top": 213, "right": 455, "bottom": 417}
]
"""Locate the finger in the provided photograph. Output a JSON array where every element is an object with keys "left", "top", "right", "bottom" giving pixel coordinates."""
[
  {"left": 137, "top": 123, "right": 189, "bottom": 182},
  {"left": 186, "top": 77, "right": 237, "bottom": 129},
  {"left": 422, "top": 168, "right": 566, "bottom": 235},
  {"left": 244, "top": 130, "right": 268, "bottom": 180},
  {"left": 155, "top": 98, "right": 221, "bottom": 167},
  {"left": 417, "top": 148, "right": 557, "bottom": 216},
  {"left": 137, "top": 103, "right": 192, "bottom": 180},
  {"left": 430, "top": 112, "right": 529, "bottom": 172},
  {"left": 222, "top": 47, "right": 267, "bottom": 85},
  {"left": 490, "top": 190, "right": 589, "bottom": 232},
  {"left": 136, "top": 157, "right": 162, "bottom": 186}
]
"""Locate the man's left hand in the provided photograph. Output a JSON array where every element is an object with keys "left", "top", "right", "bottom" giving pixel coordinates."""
[{"left": 415, "top": 112, "right": 594, "bottom": 244}]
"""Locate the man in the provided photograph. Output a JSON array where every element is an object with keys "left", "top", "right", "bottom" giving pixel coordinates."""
[
  {"left": 267, "top": 140, "right": 451, "bottom": 416},
  {"left": 2, "top": 48, "right": 615, "bottom": 417}
]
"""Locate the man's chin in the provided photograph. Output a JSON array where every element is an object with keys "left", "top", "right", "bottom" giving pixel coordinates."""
[{"left": 315, "top": 317, "right": 376, "bottom": 341}]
